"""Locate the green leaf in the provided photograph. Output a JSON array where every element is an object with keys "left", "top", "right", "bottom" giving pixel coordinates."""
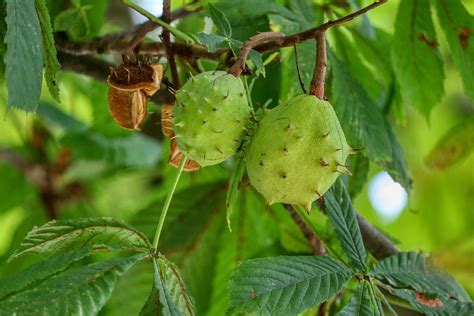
[
  {"left": 230, "top": 39, "right": 265, "bottom": 75},
  {"left": 434, "top": 0, "right": 474, "bottom": 101},
  {"left": 0, "top": 254, "right": 145, "bottom": 315},
  {"left": 330, "top": 50, "right": 392, "bottom": 163},
  {"left": 35, "top": 0, "right": 60, "bottom": 102},
  {"left": 228, "top": 256, "right": 353, "bottom": 315},
  {"left": 391, "top": 0, "right": 445, "bottom": 119},
  {"left": 287, "top": 0, "right": 314, "bottom": 26},
  {"left": 154, "top": 255, "right": 196, "bottom": 316},
  {"left": 61, "top": 131, "right": 162, "bottom": 168},
  {"left": 325, "top": 180, "right": 367, "bottom": 272},
  {"left": 140, "top": 284, "right": 162, "bottom": 316},
  {"left": 393, "top": 288, "right": 474, "bottom": 316},
  {"left": 370, "top": 252, "right": 470, "bottom": 301},
  {"left": 5, "top": 0, "right": 44, "bottom": 112},
  {"left": 0, "top": 248, "right": 90, "bottom": 300},
  {"left": 347, "top": 153, "right": 370, "bottom": 198},
  {"left": 0, "top": 1, "right": 7, "bottom": 78},
  {"left": 208, "top": 2, "right": 232, "bottom": 38},
  {"left": 10, "top": 217, "right": 150, "bottom": 261},
  {"left": 54, "top": 6, "right": 89, "bottom": 40},
  {"left": 336, "top": 280, "right": 372, "bottom": 316},
  {"left": 381, "top": 122, "right": 412, "bottom": 192},
  {"left": 196, "top": 33, "right": 226, "bottom": 53},
  {"left": 226, "top": 158, "right": 246, "bottom": 230},
  {"left": 425, "top": 118, "right": 474, "bottom": 170},
  {"left": 37, "top": 101, "right": 87, "bottom": 131}
]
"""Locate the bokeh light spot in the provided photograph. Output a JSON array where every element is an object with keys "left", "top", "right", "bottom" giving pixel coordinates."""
[{"left": 368, "top": 171, "right": 408, "bottom": 222}]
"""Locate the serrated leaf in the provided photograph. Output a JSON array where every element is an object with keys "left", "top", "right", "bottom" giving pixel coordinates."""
[
  {"left": 394, "top": 288, "right": 474, "bottom": 316},
  {"left": 10, "top": 217, "right": 150, "bottom": 261},
  {"left": 325, "top": 180, "right": 367, "bottom": 272},
  {"left": 0, "top": 248, "right": 91, "bottom": 300},
  {"left": 196, "top": 32, "right": 226, "bottom": 53},
  {"left": 381, "top": 121, "right": 412, "bottom": 192},
  {"left": 425, "top": 118, "right": 474, "bottom": 170},
  {"left": 208, "top": 2, "right": 231, "bottom": 38},
  {"left": 5, "top": 0, "right": 44, "bottom": 112},
  {"left": 336, "top": 280, "right": 372, "bottom": 315},
  {"left": 434, "top": 0, "right": 474, "bottom": 101},
  {"left": 347, "top": 153, "right": 370, "bottom": 198},
  {"left": 0, "top": 254, "right": 145, "bottom": 315},
  {"left": 330, "top": 50, "right": 392, "bottom": 163},
  {"left": 228, "top": 256, "right": 353, "bottom": 315},
  {"left": 370, "top": 252, "right": 470, "bottom": 301},
  {"left": 154, "top": 255, "right": 196, "bottom": 316},
  {"left": 391, "top": 0, "right": 445, "bottom": 119},
  {"left": 35, "top": 0, "right": 60, "bottom": 102}
]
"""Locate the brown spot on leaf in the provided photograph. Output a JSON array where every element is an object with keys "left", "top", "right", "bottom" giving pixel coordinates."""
[
  {"left": 250, "top": 291, "right": 257, "bottom": 299},
  {"left": 417, "top": 33, "right": 438, "bottom": 49},
  {"left": 459, "top": 26, "right": 471, "bottom": 49},
  {"left": 415, "top": 293, "right": 443, "bottom": 308}
]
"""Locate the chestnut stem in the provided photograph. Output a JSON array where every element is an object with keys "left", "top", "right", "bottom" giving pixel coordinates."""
[
  {"left": 310, "top": 31, "right": 327, "bottom": 99},
  {"left": 228, "top": 32, "right": 284, "bottom": 77}
]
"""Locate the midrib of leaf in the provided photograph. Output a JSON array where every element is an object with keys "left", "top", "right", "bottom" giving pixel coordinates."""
[{"left": 161, "top": 259, "right": 194, "bottom": 315}]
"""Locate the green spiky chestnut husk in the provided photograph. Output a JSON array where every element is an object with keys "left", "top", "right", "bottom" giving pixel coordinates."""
[
  {"left": 173, "top": 71, "right": 251, "bottom": 167},
  {"left": 246, "top": 94, "right": 351, "bottom": 211}
]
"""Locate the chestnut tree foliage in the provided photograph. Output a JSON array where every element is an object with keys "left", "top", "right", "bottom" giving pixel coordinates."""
[{"left": 0, "top": 0, "right": 473, "bottom": 315}]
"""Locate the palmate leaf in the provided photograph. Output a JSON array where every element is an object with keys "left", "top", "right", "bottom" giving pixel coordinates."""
[
  {"left": 0, "top": 254, "right": 145, "bottom": 316},
  {"left": 330, "top": 50, "right": 392, "bottom": 164},
  {"left": 324, "top": 180, "right": 367, "bottom": 272},
  {"left": 10, "top": 217, "right": 150, "bottom": 261},
  {"left": 0, "top": 248, "right": 90, "bottom": 300},
  {"left": 434, "top": 0, "right": 474, "bottom": 101},
  {"left": 369, "top": 252, "right": 470, "bottom": 301},
  {"left": 336, "top": 280, "right": 372, "bottom": 316},
  {"left": 228, "top": 256, "right": 353, "bottom": 315},
  {"left": 5, "top": 0, "right": 44, "bottom": 112},
  {"left": 391, "top": 0, "right": 445, "bottom": 119},
  {"left": 35, "top": 0, "right": 61, "bottom": 102},
  {"left": 154, "top": 255, "right": 196, "bottom": 316}
]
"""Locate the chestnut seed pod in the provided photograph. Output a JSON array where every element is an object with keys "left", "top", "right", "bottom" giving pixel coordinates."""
[
  {"left": 108, "top": 87, "right": 148, "bottom": 130},
  {"left": 108, "top": 62, "right": 163, "bottom": 96}
]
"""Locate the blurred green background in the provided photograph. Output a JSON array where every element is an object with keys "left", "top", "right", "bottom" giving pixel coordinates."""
[{"left": 0, "top": 0, "right": 473, "bottom": 313}]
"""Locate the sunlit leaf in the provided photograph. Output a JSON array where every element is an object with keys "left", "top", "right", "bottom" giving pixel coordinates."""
[
  {"left": 425, "top": 118, "right": 474, "bottom": 170},
  {"left": 434, "top": 0, "right": 474, "bottom": 101},
  {"left": 391, "top": 0, "right": 445, "bottom": 119}
]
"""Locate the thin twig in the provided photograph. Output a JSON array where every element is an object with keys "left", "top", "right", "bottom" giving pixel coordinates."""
[
  {"left": 284, "top": 204, "right": 326, "bottom": 256},
  {"left": 228, "top": 32, "right": 285, "bottom": 77},
  {"left": 162, "top": 0, "right": 180, "bottom": 87},
  {"left": 56, "top": 1, "right": 386, "bottom": 62},
  {"left": 309, "top": 31, "right": 327, "bottom": 99},
  {"left": 293, "top": 44, "right": 307, "bottom": 94}
]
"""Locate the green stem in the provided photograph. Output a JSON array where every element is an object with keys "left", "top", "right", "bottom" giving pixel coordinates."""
[
  {"left": 121, "top": 0, "right": 195, "bottom": 44},
  {"left": 152, "top": 156, "right": 187, "bottom": 251}
]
